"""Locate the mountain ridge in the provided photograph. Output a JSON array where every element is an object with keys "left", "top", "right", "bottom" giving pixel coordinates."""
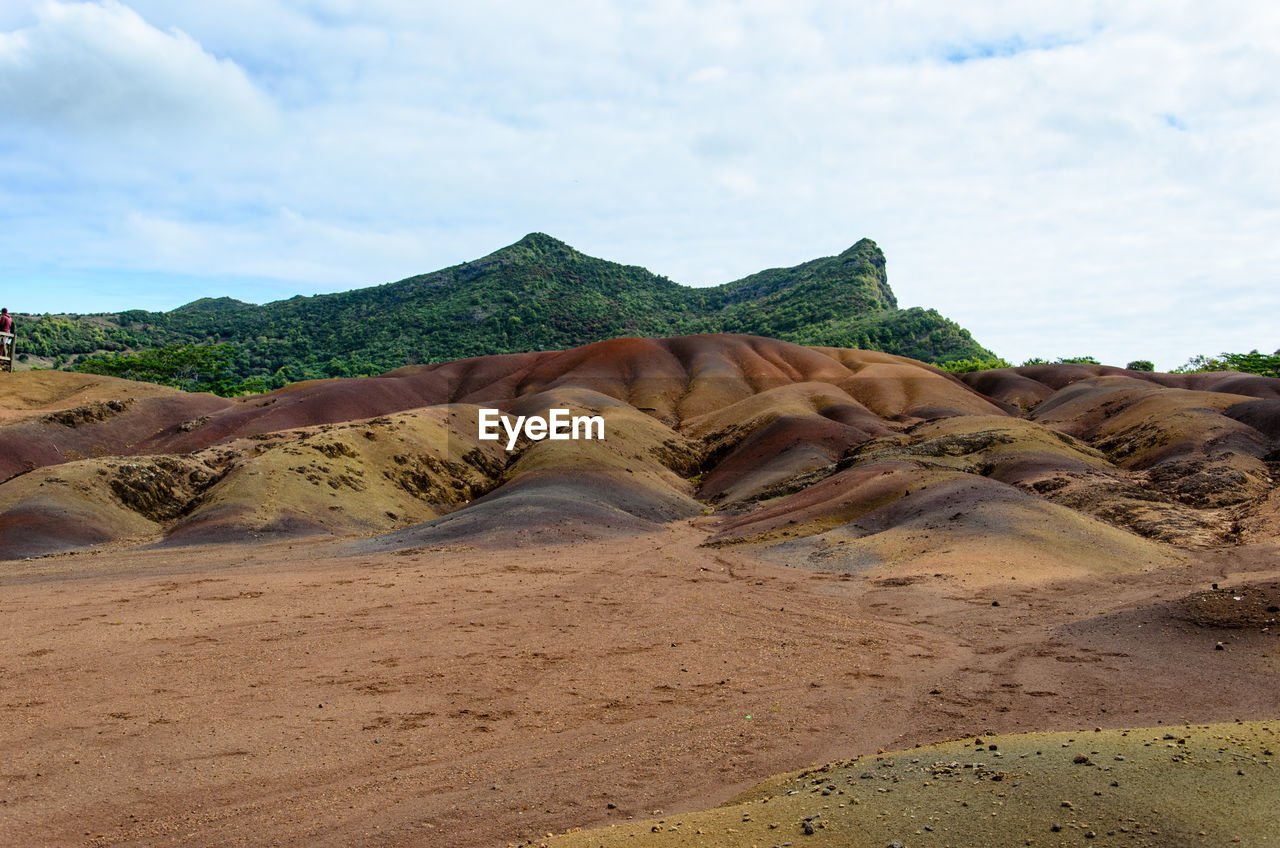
[{"left": 15, "top": 234, "right": 992, "bottom": 390}]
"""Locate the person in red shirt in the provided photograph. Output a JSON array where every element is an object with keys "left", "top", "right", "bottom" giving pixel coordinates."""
[{"left": 0, "top": 308, "right": 13, "bottom": 362}]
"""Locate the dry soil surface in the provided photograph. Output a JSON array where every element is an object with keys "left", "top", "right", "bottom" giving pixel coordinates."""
[{"left": 2, "top": 524, "right": 1277, "bottom": 847}]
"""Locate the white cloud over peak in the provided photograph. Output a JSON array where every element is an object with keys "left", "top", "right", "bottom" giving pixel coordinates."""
[{"left": 0, "top": 0, "right": 1277, "bottom": 370}]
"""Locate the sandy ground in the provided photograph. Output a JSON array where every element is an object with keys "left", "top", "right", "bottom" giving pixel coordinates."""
[
  {"left": 552, "top": 720, "right": 1280, "bottom": 847},
  {"left": 2, "top": 522, "right": 1278, "bottom": 847}
]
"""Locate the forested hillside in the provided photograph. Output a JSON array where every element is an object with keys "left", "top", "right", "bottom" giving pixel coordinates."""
[{"left": 15, "top": 234, "right": 992, "bottom": 393}]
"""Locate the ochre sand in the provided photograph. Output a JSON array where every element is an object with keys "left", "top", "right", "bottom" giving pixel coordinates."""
[
  {"left": 552, "top": 721, "right": 1279, "bottom": 848},
  {"left": 3, "top": 524, "right": 1277, "bottom": 847}
]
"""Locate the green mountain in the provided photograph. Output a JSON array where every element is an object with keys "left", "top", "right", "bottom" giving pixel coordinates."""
[{"left": 17, "top": 234, "right": 992, "bottom": 392}]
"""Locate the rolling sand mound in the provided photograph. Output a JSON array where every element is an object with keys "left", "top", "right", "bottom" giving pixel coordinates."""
[
  {"left": 683, "top": 382, "right": 891, "bottom": 505},
  {"left": 711, "top": 464, "right": 1177, "bottom": 584},
  {"left": 549, "top": 720, "right": 1279, "bottom": 848},
  {"left": 0, "top": 370, "right": 191, "bottom": 424},
  {"left": 3, "top": 337, "right": 1278, "bottom": 564},
  {"left": 0, "top": 407, "right": 509, "bottom": 556},
  {"left": 160, "top": 407, "right": 507, "bottom": 547},
  {"left": 352, "top": 389, "right": 703, "bottom": 550},
  {"left": 0, "top": 389, "right": 230, "bottom": 485}
]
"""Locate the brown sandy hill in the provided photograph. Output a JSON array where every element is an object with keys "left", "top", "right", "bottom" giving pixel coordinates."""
[
  {"left": 1, "top": 338, "right": 1278, "bottom": 563},
  {"left": 0, "top": 373, "right": 230, "bottom": 484},
  {"left": 548, "top": 720, "right": 1279, "bottom": 848},
  {"left": 159, "top": 406, "right": 507, "bottom": 548},
  {"left": 0, "top": 369, "right": 191, "bottom": 425},
  {"left": 0, "top": 408, "right": 508, "bottom": 557},
  {"left": 0, "top": 336, "right": 976, "bottom": 486},
  {"left": 700, "top": 365, "right": 1278, "bottom": 586},
  {"left": 352, "top": 388, "right": 704, "bottom": 550},
  {"left": 0, "top": 336, "right": 996, "bottom": 558}
]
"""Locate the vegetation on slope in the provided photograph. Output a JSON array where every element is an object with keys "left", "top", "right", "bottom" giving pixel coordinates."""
[
  {"left": 18, "top": 234, "right": 992, "bottom": 393},
  {"left": 1174, "top": 350, "right": 1280, "bottom": 378}
]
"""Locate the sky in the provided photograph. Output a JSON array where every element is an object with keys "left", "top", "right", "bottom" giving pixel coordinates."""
[{"left": 1, "top": 1, "right": 1277, "bottom": 370}]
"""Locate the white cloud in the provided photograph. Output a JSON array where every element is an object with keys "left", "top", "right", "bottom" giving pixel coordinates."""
[
  {"left": 0, "top": 0, "right": 273, "bottom": 133},
  {"left": 0, "top": 1, "right": 1278, "bottom": 370}
]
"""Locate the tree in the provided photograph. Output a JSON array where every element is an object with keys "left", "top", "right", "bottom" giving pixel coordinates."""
[
  {"left": 1173, "top": 349, "right": 1279, "bottom": 377},
  {"left": 939, "top": 356, "right": 1012, "bottom": 374},
  {"left": 1221, "top": 349, "right": 1280, "bottom": 379},
  {"left": 1126, "top": 360, "right": 1155, "bottom": 372},
  {"left": 74, "top": 343, "right": 268, "bottom": 396}
]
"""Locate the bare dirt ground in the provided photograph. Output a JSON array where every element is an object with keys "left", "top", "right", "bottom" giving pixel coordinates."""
[
  {"left": 552, "top": 720, "right": 1280, "bottom": 847},
  {"left": 3, "top": 523, "right": 1277, "bottom": 847}
]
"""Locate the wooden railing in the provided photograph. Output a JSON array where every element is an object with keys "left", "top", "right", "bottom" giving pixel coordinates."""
[{"left": 0, "top": 331, "right": 14, "bottom": 373}]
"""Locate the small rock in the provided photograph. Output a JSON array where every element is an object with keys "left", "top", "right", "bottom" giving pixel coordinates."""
[
  {"left": 1215, "top": 642, "right": 1225, "bottom": 651},
  {"left": 802, "top": 821, "right": 816, "bottom": 835}
]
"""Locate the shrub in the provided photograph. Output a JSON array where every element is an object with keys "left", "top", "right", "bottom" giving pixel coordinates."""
[{"left": 939, "top": 356, "right": 1012, "bottom": 374}]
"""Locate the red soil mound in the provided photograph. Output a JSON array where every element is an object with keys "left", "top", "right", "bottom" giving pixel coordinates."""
[{"left": 1, "top": 338, "right": 1278, "bottom": 562}]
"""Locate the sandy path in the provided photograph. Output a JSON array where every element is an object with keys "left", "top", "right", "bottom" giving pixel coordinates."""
[{"left": 2, "top": 526, "right": 1277, "bottom": 847}]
